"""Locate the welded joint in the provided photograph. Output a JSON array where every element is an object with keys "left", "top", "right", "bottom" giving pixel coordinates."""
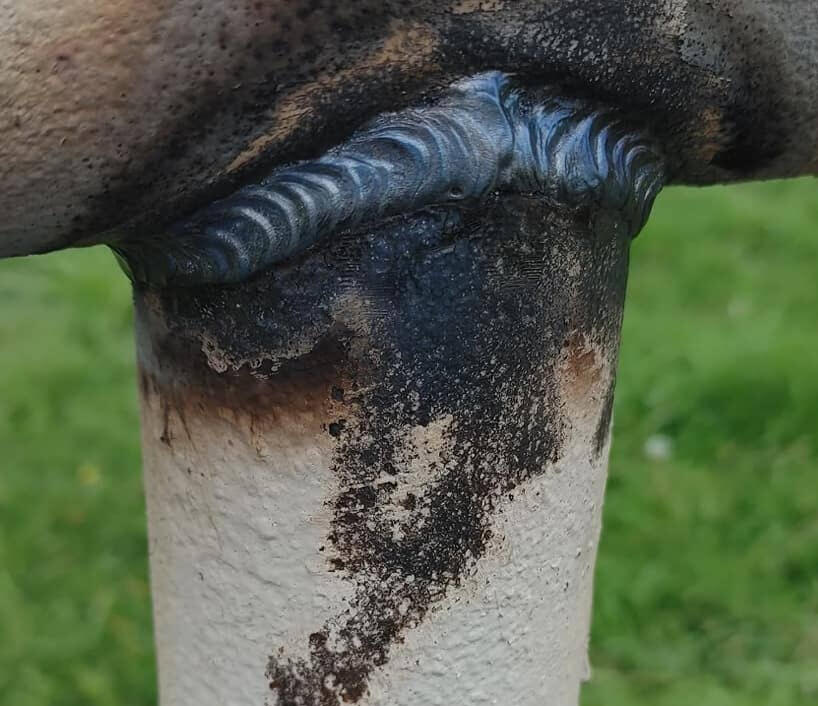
[{"left": 116, "top": 71, "right": 666, "bottom": 287}]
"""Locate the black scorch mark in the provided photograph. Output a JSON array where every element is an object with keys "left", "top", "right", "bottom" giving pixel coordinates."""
[
  {"left": 133, "top": 74, "right": 654, "bottom": 705},
  {"left": 266, "top": 193, "right": 631, "bottom": 704}
]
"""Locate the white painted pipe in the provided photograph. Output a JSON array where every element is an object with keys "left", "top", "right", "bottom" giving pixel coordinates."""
[
  {"left": 134, "top": 187, "right": 633, "bottom": 705},
  {"left": 137, "top": 364, "right": 610, "bottom": 705}
]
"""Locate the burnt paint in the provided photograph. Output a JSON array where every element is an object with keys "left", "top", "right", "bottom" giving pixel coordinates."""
[
  {"left": 136, "top": 190, "right": 630, "bottom": 704},
  {"left": 137, "top": 331, "right": 351, "bottom": 448}
]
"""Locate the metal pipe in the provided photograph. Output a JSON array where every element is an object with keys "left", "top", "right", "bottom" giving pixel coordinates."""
[
  {"left": 132, "top": 80, "right": 661, "bottom": 704},
  {"left": 1, "top": 1, "right": 817, "bottom": 259}
]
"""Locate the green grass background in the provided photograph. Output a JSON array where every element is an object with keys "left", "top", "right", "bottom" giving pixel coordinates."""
[{"left": 0, "top": 180, "right": 816, "bottom": 704}]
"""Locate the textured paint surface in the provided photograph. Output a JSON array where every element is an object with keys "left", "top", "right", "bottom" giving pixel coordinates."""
[
  {"left": 116, "top": 72, "right": 663, "bottom": 286},
  {"left": 2, "top": 0, "right": 818, "bottom": 258},
  {"left": 135, "top": 182, "right": 631, "bottom": 703}
]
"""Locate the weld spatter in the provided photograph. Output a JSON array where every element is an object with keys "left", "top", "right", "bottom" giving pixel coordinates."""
[{"left": 116, "top": 72, "right": 665, "bottom": 287}]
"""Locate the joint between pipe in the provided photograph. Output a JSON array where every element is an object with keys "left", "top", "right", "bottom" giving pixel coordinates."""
[{"left": 116, "top": 72, "right": 665, "bottom": 287}]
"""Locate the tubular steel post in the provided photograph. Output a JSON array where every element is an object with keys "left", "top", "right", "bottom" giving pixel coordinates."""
[
  {"left": 129, "top": 75, "right": 665, "bottom": 705},
  {"left": 1, "top": 2, "right": 817, "bottom": 706}
]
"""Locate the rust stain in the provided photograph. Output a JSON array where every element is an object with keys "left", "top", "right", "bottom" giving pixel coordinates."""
[
  {"left": 557, "top": 329, "right": 620, "bottom": 456},
  {"left": 693, "top": 105, "right": 731, "bottom": 164}
]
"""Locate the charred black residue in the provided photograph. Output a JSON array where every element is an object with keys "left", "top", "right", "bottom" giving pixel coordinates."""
[
  {"left": 710, "top": 98, "right": 785, "bottom": 174},
  {"left": 117, "top": 71, "right": 663, "bottom": 287},
  {"left": 439, "top": 0, "right": 793, "bottom": 184},
  {"left": 250, "top": 197, "right": 626, "bottom": 702},
  {"left": 135, "top": 186, "right": 631, "bottom": 704},
  {"left": 15, "top": 0, "right": 817, "bottom": 263}
]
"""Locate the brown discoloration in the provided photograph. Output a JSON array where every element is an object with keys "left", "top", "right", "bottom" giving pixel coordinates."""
[
  {"left": 560, "top": 332, "right": 604, "bottom": 403},
  {"left": 691, "top": 106, "right": 733, "bottom": 165},
  {"left": 136, "top": 303, "right": 354, "bottom": 448},
  {"left": 225, "top": 20, "right": 442, "bottom": 174},
  {"left": 557, "top": 329, "right": 621, "bottom": 459}
]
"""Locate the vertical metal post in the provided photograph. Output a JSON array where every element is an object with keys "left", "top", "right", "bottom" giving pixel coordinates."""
[{"left": 133, "top": 96, "right": 653, "bottom": 699}]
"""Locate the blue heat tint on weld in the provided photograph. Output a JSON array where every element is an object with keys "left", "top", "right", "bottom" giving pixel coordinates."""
[{"left": 116, "top": 72, "right": 666, "bottom": 287}]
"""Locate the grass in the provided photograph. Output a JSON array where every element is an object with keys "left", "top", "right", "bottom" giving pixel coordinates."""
[{"left": 0, "top": 179, "right": 816, "bottom": 705}]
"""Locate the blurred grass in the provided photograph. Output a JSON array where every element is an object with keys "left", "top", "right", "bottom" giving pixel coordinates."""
[{"left": 0, "top": 179, "right": 816, "bottom": 705}]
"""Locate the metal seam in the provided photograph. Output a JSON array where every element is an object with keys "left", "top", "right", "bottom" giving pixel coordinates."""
[{"left": 116, "top": 71, "right": 666, "bottom": 287}]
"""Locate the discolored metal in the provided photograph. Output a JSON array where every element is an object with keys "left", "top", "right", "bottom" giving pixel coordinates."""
[
  {"left": 116, "top": 72, "right": 663, "bottom": 286},
  {"left": 136, "top": 151, "right": 639, "bottom": 702}
]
